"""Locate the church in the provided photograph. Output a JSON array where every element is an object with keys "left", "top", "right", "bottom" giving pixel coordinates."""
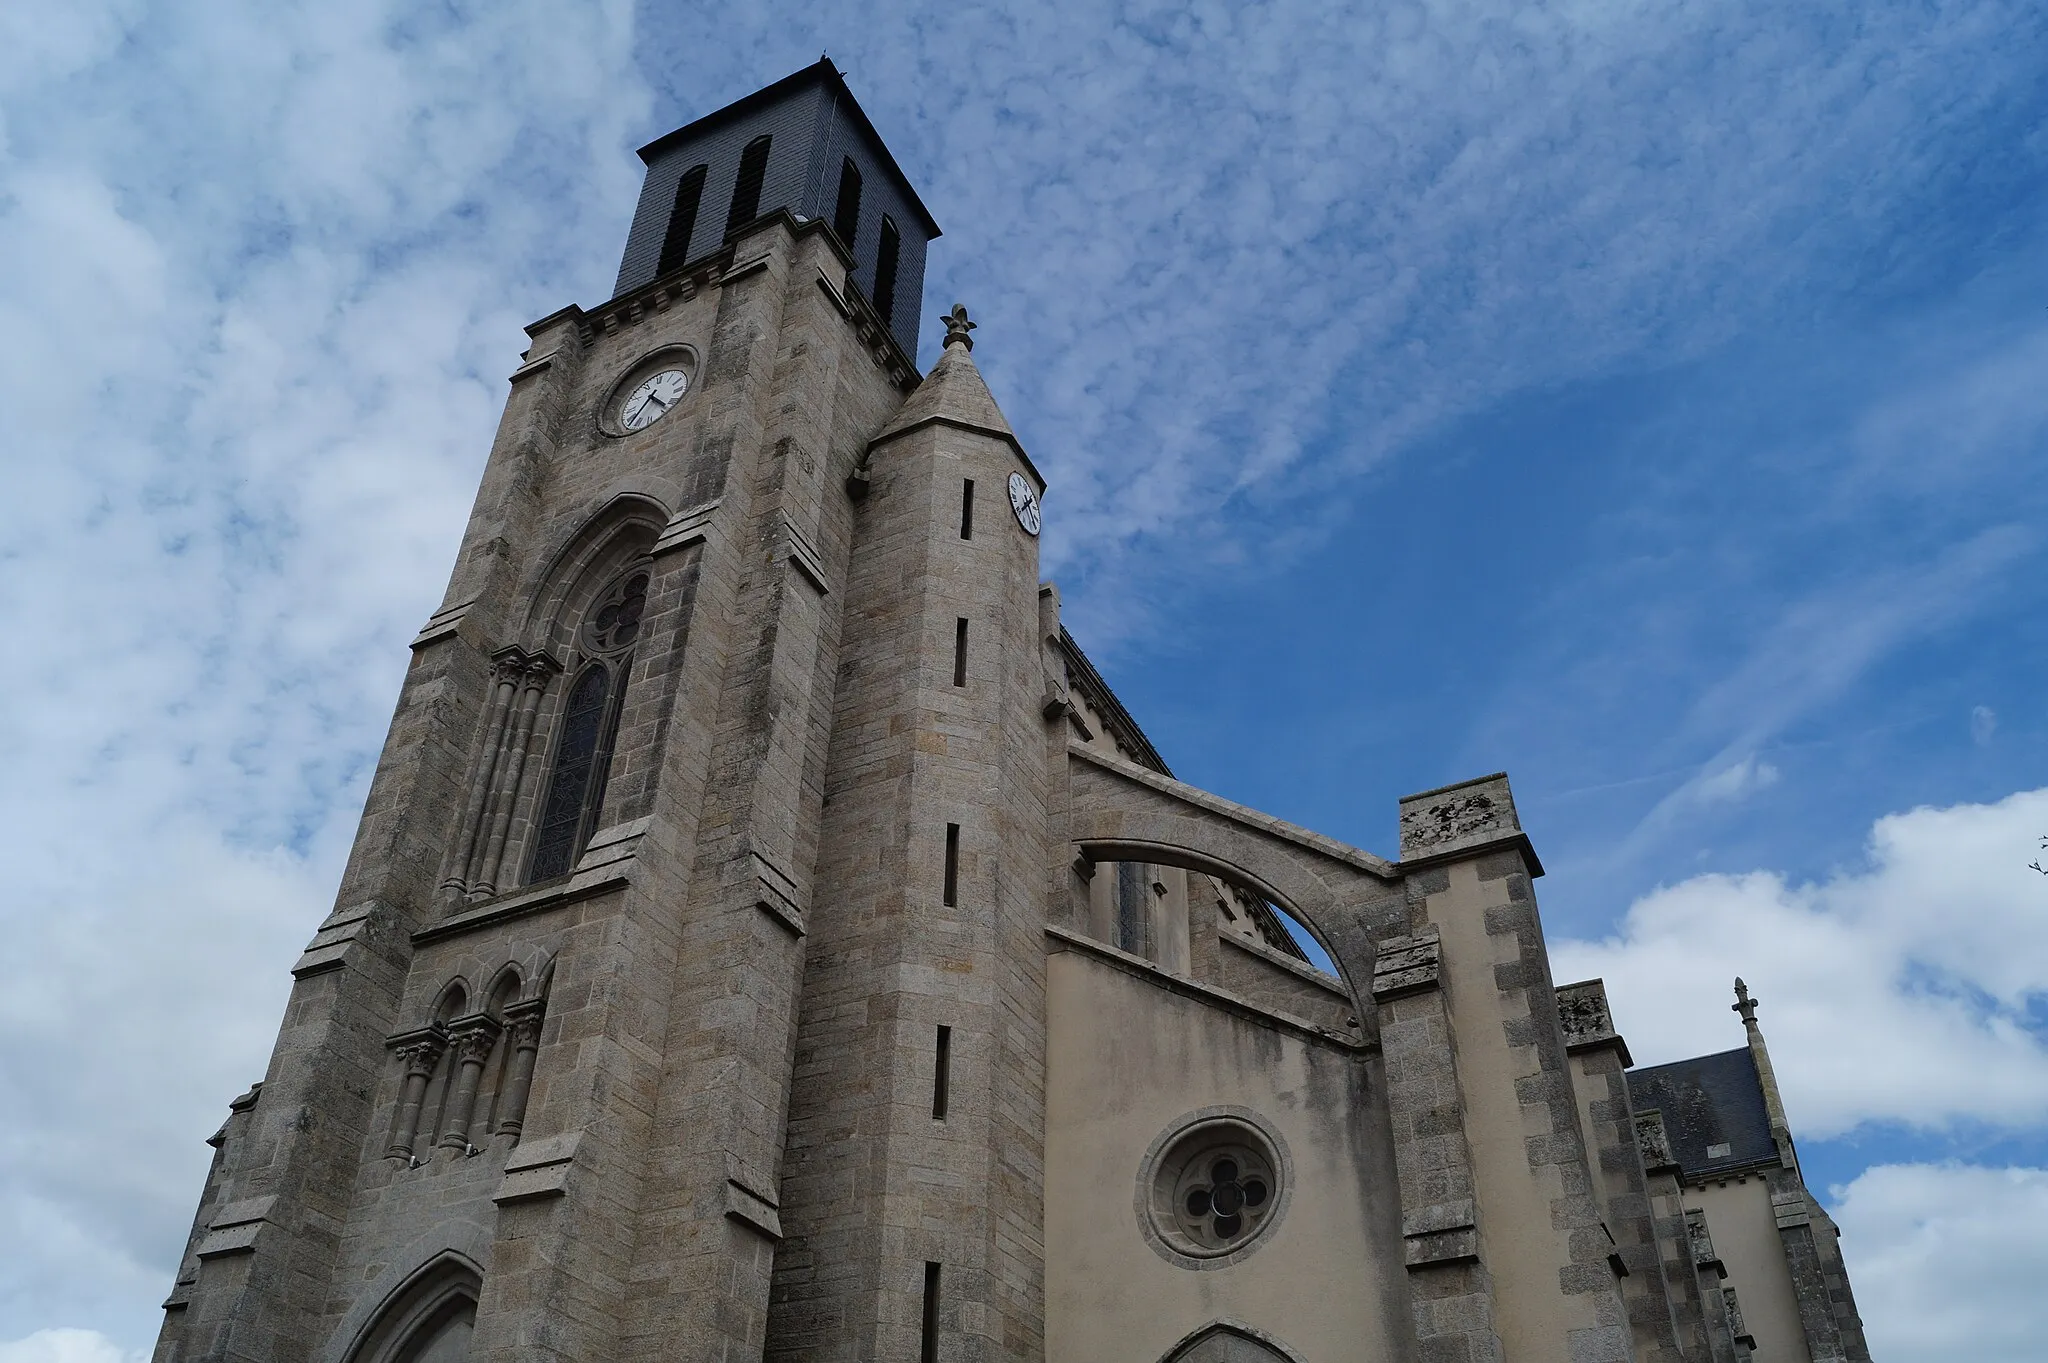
[{"left": 154, "top": 61, "right": 1871, "bottom": 1363}]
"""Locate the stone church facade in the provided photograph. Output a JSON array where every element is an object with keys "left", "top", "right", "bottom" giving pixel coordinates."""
[{"left": 154, "top": 61, "right": 1870, "bottom": 1363}]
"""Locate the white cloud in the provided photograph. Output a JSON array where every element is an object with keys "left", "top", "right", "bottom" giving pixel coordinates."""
[
  {"left": 1972, "top": 705, "right": 1997, "bottom": 746},
  {"left": 0, "top": 0, "right": 647, "bottom": 1349},
  {"left": 1555, "top": 787, "right": 2048, "bottom": 1137},
  {"left": 4, "top": 1, "right": 2045, "bottom": 1357},
  {"left": 1831, "top": 1163, "right": 2048, "bottom": 1363},
  {"left": 1693, "top": 754, "right": 1780, "bottom": 806},
  {"left": 0, "top": 1330, "right": 135, "bottom": 1363}
]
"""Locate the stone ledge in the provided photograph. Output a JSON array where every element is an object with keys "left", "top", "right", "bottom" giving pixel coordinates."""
[
  {"left": 1371, "top": 930, "right": 1442, "bottom": 1001},
  {"left": 781, "top": 513, "right": 831, "bottom": 594},
  {"left": 752, "top": 849, "right": 806, "bottom": 937},
  {"left": 724, "top": 1179, "right": 783, "bottom": 1241},
  {"left": 494, "top": 1130, "right": 580, "bottom": 1205},
  {"left": 409, "top": 597, "right": 476, "bottom": 650},
  {"left": 412, "top": 866, "right": 631, "bottom": 946},
  {"left": 195, "top": 1194, "right": 278, "bottom": 1260},
  {"left": 653, "top": 499, "right": 723, "bottom": 557},
  {"left": 1404, "top": 1225, "right": 1480, "bottom": 1268},
  {"left": 292, "top": 901, "right": 384, "bottom": 978}
]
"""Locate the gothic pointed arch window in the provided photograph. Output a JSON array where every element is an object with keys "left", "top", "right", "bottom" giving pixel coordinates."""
[
  {"left": 527, "top": 564, "right": 647, "bottom": 883},
  {"left": 344, "top": 1256, "right": 481, "bottom": 1363}
]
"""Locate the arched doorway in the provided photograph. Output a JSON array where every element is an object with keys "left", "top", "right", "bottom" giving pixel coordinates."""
[{"left": 342, "top": 1254, "right": 480, "bottom": 1363}]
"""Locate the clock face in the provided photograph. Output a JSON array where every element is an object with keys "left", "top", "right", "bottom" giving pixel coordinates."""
[
  {"left": 1007, "top": 471, "right": 1041, "bottom": 536},
  {"left": 618, "top": 368, "right": 689, "bottom": 431}
]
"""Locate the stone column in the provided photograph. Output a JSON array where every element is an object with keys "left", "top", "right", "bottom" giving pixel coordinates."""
[
  {"left": 384, "top": 1026, "right": 450, "bottom": 1159},
  {"left": 437, "top": 1016, "right": 503, "bottom": 1150},
  {"left": 442, "top": 654, "right": 526, "bottom": 904},
  {"left": 471, "top": 656, "right": 558, "bottom": 897},
  {"left": 494, "top": 1000, "right": 546, "bottom": 1138}
]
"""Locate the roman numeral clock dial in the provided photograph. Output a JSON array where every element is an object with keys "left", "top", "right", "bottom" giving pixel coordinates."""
[
  {"left": 619, "top": 368, "right": 688, "bottom": 431},
  {"left": 1007, "top": 471, "right": 1041, "bottom": 536}
]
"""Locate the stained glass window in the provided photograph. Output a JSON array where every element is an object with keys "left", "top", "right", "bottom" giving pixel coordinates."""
[{"left": 527, "top": 664, "right": 610, "bottom": 882}]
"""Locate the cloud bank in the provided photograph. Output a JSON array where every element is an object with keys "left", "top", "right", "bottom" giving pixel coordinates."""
[{"left": 1555, "top": 787, "right": 2048, "bottom": 1137}]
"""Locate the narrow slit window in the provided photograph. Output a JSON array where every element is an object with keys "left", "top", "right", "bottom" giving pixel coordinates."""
[
  {"left": 959, "top": 479, "right": 974, "bottom": 539},
  {"left": 725, "top": 135, "right": 772, "bottom": 238},
  {"left": 832, "top": 157, "right": 863, "bottom": 250},
  {"left": 953, "top": 619, "right": 968, "bottom": 688},
  {"left": 943, "top": 823, "right": 960, "bottom": 907},
  {"left": 920, "top": 1262, "right": 941, "bottom": 1363},
  {"left": 873, "top": 216, "right": 901, "bottom": 327},
  {"left": 932, "top": 1025, "right": 951, "bottom": 1120},
  {"left": 657, "top": 164, "right": 707, "bottom": 276}
]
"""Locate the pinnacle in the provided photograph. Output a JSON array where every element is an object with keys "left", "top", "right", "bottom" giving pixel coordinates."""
[{"left": 874, "top": 305, "right": 1016, "bottom": 444}]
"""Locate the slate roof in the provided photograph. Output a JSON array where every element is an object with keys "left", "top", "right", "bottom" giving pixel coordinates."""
[{"left": 1628, "top": 1046, "right": 1777, "bottom": 1180}]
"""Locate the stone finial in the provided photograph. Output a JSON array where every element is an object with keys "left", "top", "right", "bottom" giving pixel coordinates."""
[
  {"left": 1733, "top": 977, "right": 1759, "bottom": 1029},
  {"left": 941, "top": 303, "right": 976, "bottom": 350}
]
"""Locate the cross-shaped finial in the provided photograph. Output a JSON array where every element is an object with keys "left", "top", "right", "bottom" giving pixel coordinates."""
[
  {"left": 1732, "top": 977, "right": 1759, "bottom": 1027},
  {"left": 942, "top": 304, "right": 976, "bottom": 350}
]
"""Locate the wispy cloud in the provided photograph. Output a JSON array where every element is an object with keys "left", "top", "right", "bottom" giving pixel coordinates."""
[{"left": 3, "top": 1, "right": 2046, "bottom": 1355}]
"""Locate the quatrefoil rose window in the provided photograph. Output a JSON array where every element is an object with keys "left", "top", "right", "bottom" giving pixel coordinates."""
[
  {"left": 1177, "top": 1151, "right": 1271, "bottom": 1245},
  {"left": 582, "top": 570, "right": 649, "bottom": 652},
  {"left": 1141, "top": 1112, "right": 1289, "bottom": 1267}
]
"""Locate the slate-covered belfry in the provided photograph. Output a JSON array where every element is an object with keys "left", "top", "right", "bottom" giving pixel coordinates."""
[{"left": 156, "top": 61, "right": 1868, "bottom": 1363}]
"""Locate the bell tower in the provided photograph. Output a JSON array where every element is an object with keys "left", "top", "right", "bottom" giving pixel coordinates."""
[{"left": 153, "top": 60, "right": 1047, "bottom": 1363}]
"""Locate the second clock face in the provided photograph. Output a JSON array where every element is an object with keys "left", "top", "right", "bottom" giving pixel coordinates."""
[
  {"left": 619, "top": 369, "right": 689, "bottom": 431},
  {"left": 1008, "top": 471, "right": 1041, "bottom": 536}
]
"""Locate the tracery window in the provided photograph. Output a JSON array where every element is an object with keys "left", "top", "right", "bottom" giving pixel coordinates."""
[{"left": 526, "top": 566, "right": 646, "bottom": 883}]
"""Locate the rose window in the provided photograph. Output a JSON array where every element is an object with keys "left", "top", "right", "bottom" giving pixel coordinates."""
[
  {"left": 1179, "top": 1146, "right": 1269, "bottom": 1244},
  {"left": 1142, "top": 1114, "right": 1287, "bottom": 1265}
]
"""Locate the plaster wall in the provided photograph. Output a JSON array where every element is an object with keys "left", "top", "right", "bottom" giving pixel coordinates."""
[
  {"left": 1044, "top": 946, "right": 1412, "bottom": 1363},
  {"left": 1687, "top": 1178, "right": 1811, "bottom": 1363}
]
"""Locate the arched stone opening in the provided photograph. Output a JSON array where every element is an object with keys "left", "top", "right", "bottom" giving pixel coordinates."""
[
  {"left": 1159, "top": 1320, "right": 1306, "bottom": 1363},
  {"left": 340, "top": 1252, "right": 482, "bottom": 1363}
]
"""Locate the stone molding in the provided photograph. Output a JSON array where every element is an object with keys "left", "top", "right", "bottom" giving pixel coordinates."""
[{"left": 1370, "top": 929, "right": 1442, "bottom": 1002}]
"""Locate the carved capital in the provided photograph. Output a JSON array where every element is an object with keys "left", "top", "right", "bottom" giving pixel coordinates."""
[
  {"left": 490, "top": 650, "right": 530, "bottom": 688},
  {"left": 502, "top": 999, "right": 546, "bottom": 1049},
  {"left": 387, "top": 1025, "right": 449, "bottom": 1076},
  {"left": 448, "top": 1015, "right": 503, "bottom": 1062}
]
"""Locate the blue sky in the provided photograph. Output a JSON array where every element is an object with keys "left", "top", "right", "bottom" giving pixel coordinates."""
[{"left": 3, "top": 2, "right": 2046, "bottom": 1359}]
